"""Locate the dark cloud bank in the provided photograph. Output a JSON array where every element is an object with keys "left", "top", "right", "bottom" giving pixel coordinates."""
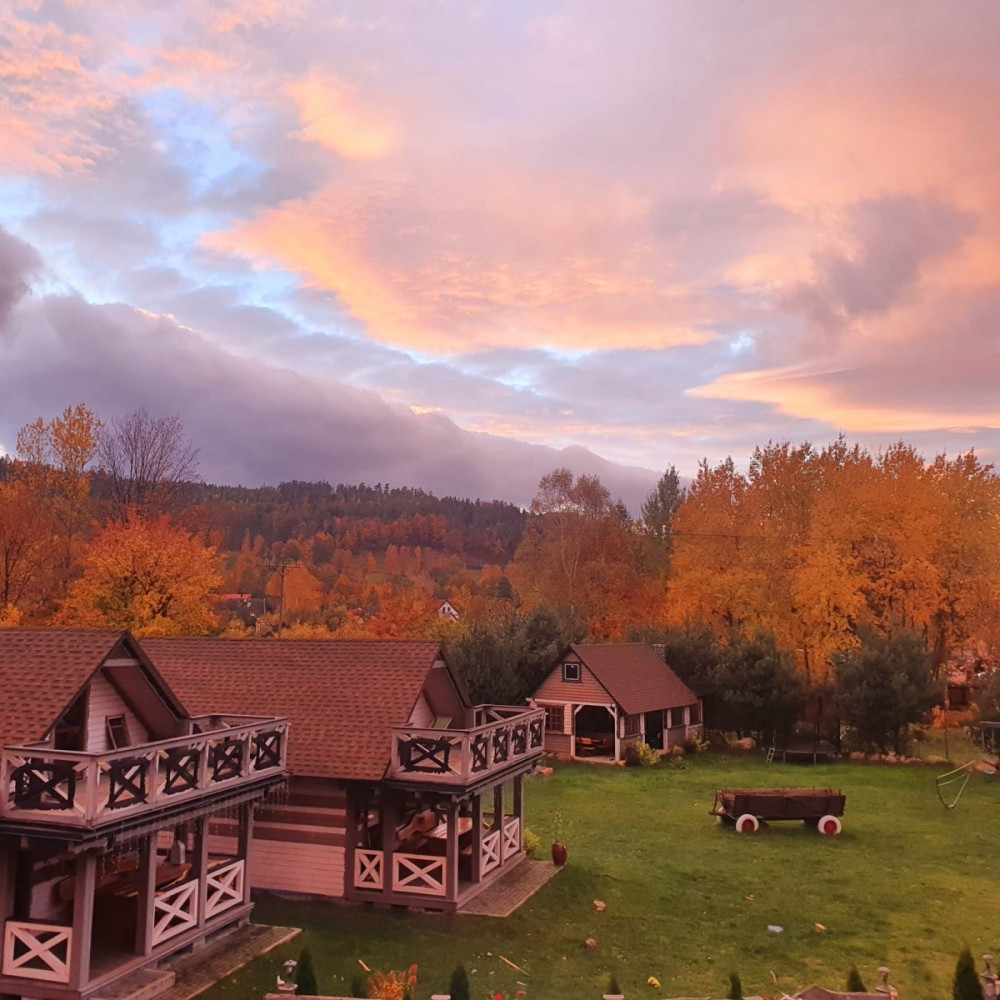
[{"left": 0, "top": 230, "right": 657, "bottom": 511}]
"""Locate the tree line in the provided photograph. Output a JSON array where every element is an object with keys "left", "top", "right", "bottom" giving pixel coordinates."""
[{"left": 3, "top": 406, "right": 999, "bottom": 751}]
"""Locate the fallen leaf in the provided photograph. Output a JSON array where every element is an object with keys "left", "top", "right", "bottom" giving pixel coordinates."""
[
  {"left": 648, "top": 975, "right": 661, "bottom": 989},
  {"left": 594, "top": 899, "right": 607, "bottom": 911}
]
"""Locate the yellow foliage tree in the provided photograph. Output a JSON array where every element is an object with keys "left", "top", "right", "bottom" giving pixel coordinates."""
[{"left": 58, "top": 515, "right": 222, "bottom": 636}]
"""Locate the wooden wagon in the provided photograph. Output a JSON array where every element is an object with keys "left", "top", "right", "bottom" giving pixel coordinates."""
[{"left": 711, "top": 787, "right": 846, "bottom": 834}]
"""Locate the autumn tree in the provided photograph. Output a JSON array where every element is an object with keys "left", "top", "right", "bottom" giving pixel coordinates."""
[
  {"left": 511, "top": 468, "right": 657, "bottom": 639},
  {"left": 58, "top": 514, "right": 222, "bottom": 635},
  {"left": 0, "top": 479, "right": 52, "bottom": 615},
  {"left": 16, "top": 403, "right": 102, "bottom": 588},
  {"left": 99, "top": 410, "right": 199, "bottom": 520}
]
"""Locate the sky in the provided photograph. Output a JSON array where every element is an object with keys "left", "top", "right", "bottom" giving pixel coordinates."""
[{"left": 1, "top": 0, "right": 999, "bottom": 511}]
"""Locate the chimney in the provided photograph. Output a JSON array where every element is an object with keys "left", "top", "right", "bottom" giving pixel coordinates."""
[{"left": 650, "top": 643, "right": 667, "bottom": 663}]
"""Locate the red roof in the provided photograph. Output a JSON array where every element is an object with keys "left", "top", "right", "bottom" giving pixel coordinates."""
[
  {"left": 569, "top": 644, "right": 699, "bottom": 715},
  {"left": 142, "top": 638, "right": 448, "bottom": 781},
  {"left": 0, "top": 630, "right": 147, "bottom": 746}
]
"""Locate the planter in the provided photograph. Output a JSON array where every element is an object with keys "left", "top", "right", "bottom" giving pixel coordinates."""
[{"left": 551, "top": 842, "right": 567, "bottom": 866}]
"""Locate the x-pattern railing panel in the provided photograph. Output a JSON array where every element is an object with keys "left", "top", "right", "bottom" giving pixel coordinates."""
[
  {"left": 481, "top": 830, "right": 501, "bottom": 875},
  {"left": 11, "top": 759, "right": 79, "bottom": 812},
  {"left": 502, "top": 816, "right": 520, "bottom": 860},
  {"left": 252, "top": 730, "right": 283, "bottom": 771},
  {"left": 205, "top": 859, "right": 245, "bottom": 918},
  {"left": 152, "top": 879, "right": 198, "bottom": 946},
  {"left": 392, "top": 853, "right": 446, "bottom": 896},
  {"left": 106, "top": 757, "right": 148, "bottom": 810},
  {"left": 209, "top": 739, "right": 244, "bottom": 782},
  {"left": 2, "top": 921, "right": 72, "bottom": 983},
  {"left": 354, "top": 849, "right": 384, "bottom": 890}
]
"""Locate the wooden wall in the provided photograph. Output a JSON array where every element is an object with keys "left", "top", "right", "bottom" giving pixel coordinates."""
[
  {"left": 210, "top": 776, "right": 347, "bottom": 899},
  {"left": 85, "top": 670, "right": 150, "bottom": 752},
  {"left": 531, "top": 663, "right": 611, "bottom": 707}
]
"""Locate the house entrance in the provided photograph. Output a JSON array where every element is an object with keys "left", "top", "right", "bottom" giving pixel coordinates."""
[
  {"left": 644, "top": 711, "right": 664, "bottom": 750},
  {"left": 574, "top": 705, "right": 614, "bottom": 757}
]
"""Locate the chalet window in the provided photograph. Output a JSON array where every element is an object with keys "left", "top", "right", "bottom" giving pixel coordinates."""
[
  {"left": 562, "top": 661, "right": 581, "bottom": 683},
  {"left": 106, "top": 715, "right": 130, "bottom": 749},
  {"left": 669, "top": 707, "right": 686, "bottom": 728},
  {"left": 543, "top": 706, "right": 563, "bottom": 733},
  {"left": 689, "top": 702, "right": 701, "bottom": 725},
  {"left": 623, "top": 713, "right": 640, "bottom": 737}
]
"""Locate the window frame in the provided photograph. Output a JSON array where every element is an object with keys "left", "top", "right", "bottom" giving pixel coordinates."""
[
  {"left": 562, "top": 661, "right": 581, "bottom": 683},
  {"left": 543, "top": 705, "right": 563, "bottom": 733}
]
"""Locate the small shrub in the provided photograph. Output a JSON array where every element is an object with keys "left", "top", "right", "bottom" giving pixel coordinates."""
[
  {"left": 953, "top": 946, "right": 984, "bottom": 1000},
  {"left": 727, "top": 970, "right": 743, "bottom": 999},
  {"left": 523, "top": 827, "right": 542, "bottom": 857},
  {"left": 296, "top": 948, "right": 318, "bottom": 997},
  {"left": 367, "top": 964, "right": 419, "bottom": 1000},
  {"left": 846, "top": 965, "right": 867, "bottom": 992},
  {"left": 625, "top": 741, "right": 659, "bottom": 766},
  {"left": 624, "top": 743, "right": 641, "bottom": 767},
  {"left": 681, "top": 735, "right": 709, "bottom": 754},
  {"left": 448, "top": 964, "right": 471, "bottom": 1000}
]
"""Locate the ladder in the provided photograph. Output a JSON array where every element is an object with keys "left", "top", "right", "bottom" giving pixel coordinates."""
[{"left": 765, "top": 746, "right": 776, "bottom": 764}]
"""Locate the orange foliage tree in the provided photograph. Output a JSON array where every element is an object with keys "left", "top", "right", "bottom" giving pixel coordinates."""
[{"left": 58, "top": 514, "right": 222, "bottom": 635}]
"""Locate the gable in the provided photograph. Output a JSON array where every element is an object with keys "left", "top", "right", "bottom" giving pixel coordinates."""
[{"left": 531, "top": 654, "right": 614, "bottom": 706}]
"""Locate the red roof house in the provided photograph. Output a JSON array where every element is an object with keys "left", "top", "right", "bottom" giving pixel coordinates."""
[{"left": 529, "top": 644, "right": 702, "bottom": 761}]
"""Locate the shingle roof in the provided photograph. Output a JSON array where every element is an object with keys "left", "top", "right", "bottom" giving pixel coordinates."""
[
  {"left": 0, "top": 630, "right": 131, "bottom": 746},
  {"left": 570, "top": 643, "right": 699, "bottom": 715},
  {"left": 142, "top": 638, "right": 447, "bottom": 781}
]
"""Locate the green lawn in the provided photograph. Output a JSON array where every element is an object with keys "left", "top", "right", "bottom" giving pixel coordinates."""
[{"left": 200, "top": 746, "right": 998, "bottom": 1000}]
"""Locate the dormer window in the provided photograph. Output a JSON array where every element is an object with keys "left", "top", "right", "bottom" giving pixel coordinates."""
[
  {"left": 106, "top": 715, "right": 130, "bottom": 749},
  {"left": 562, "top": 661, "right": 581, "bottom": 683}
]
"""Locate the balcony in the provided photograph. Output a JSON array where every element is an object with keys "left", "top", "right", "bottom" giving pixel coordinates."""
[
  {"left": 0, "top": 716, "right": 288, "bottom": 830},
  {"left": 388, "top": 706, "right": 544, "bottom": 786}
]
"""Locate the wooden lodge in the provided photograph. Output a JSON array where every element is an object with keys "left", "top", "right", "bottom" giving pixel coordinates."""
[
  {"left": 143, "top": 639, "right": 544, "bottom": 912},
  {"left": 0, "top": 630, "right": 288, "bottom": 1000},
  {"left": 529, "top": 643, "right": 703, "bottom": 762}
]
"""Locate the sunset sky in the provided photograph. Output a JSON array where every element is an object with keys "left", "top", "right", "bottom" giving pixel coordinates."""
[{"left": 2, "top": 1, "right": 999, "bottom": 509}]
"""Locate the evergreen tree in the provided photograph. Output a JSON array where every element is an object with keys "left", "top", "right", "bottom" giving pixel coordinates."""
[
  {"left": 296, "top": 947, "right": 318, "bottom": 997},
  {"left": 953, "top": 946, "right": 984, "bottom": 1000},
  {"left": 448, "top": 964, "right": 471, "bottom": 1000},
  {"left": 846, "top": 965, "right": 867, "bottom": 992}
]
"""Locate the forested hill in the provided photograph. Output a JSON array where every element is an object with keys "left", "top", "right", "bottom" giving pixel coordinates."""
[{"left": 181, "top": 478, "right": 528, "bottom": 564}]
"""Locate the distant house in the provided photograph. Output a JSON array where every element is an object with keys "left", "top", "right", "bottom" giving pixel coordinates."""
[
  {"left": 0, "top": 630, "right": 286, "bottom": 1000},
  {"left": 144, "top": 638, "right": 543, "bottom": 912},
  {"left": 528, "top": 644, "right": 702, "bottom": 761},
  {"left": 429, "top": 599, "right": 460, "bottom": 621}
]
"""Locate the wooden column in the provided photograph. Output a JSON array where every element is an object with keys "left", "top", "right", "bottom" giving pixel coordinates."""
[
  {"left": 0, "top": 835, "right": 18, "bottom": 925},
  {"left": 492, "top": 784, "right": 503, "bottom": 832},
  {"left": 193, "top": 817, "right": 210, "bottom": 937},
  {"left": 68, "top": 849, "right": 97, "bottom": 990},
  {"left": 135, "top": 834, "right": 158, "bottom": 956},
  {"left": 513, "top": 776, "right": 523, "bottom": 853},
  {"left": 445, "top": 799, "right": 459, "bottom": 902},
  {"left": 470, "top": 793, "right": 483, "bottom": 883},
  {"left": 238, "top": 804, "right": 255, "bottom": 907},
  {"left": 380, "top": 792, "right": 398, "bottom": 899}
]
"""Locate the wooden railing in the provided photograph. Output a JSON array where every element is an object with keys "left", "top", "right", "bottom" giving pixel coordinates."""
[
  {"left": 392, "top": 854, "right": 445, "bottom": 896},
  {"left": 502, "top": 815, "right": 520, "bottom": 860},
  {"left": 205, "top": 859, "right": 245, "bottom": 919},
  {"left": 354, "top": 849, "right": 384, "bottom": 891},
  {"left": 389, "top": 707, "right": 544, "bottom": 784},
  {"left": 151, "top": 879, "right": 198, "bottom": 946},
  {"left": 480, "top": 830, "right": 501, "bottom": 875},
  {"left": 2, "top": 920, "right": 72, "bottom": 984},
  {"left": 0, "top": 719, "right": 287, "bottom": 827}
]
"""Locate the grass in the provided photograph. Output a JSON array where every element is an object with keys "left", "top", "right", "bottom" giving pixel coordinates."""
[{"left": 199, "top": 740, "right": 998, "bottom": 1000}]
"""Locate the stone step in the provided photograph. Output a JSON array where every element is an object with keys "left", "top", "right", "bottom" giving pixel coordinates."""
[{"left": 91, "top": 968, "right": 177, "bottom": 1000}]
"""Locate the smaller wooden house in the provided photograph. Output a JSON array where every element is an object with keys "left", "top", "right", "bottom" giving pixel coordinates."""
[
  {"left": 529, "top": 644, "right": 702, "bottom": 762},
  {"left": 0, "top": 630, "right": 287, "bottom": 1000}
]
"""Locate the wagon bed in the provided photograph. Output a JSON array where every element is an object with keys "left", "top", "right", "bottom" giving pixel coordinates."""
[{"left": 711, "top": 787, "right": 846, "bottom": 834}]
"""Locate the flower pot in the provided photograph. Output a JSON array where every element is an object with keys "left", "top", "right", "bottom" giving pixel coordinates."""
[{"left": 551, "top": 842, "right": 567, "bottom": 866}]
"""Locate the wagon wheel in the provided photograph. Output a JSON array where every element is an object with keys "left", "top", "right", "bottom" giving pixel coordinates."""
[
  {"left": 817, "top": 814, "right": 842, "bottom": 835},
  {"left": 735, "top": 813, "right": 759, "bottom": 834}
]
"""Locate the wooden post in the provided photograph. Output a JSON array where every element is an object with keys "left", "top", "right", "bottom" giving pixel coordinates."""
[
  {"left": 69, "top": 850, "right": 97, "bottom": 989},
  {"left": 492, "top": 784, "right": 503, "bottom": 833},
  {"left": 470, "top": 794, "right": 483, "bottom": 883},
  {"left": 0, "top": 835, "right": 18, "bottom": 925},
  {"left": 237, "top": 804, "right": 255, "bottom": 907},
  {"left": 193, "top": 817, "right": 210, "bottom": 937},
  {"left": 380, "top": 792, "right": 397, "bottom": 899},
  {"left": 445, "top": 799, "right": 459, "bottom": 901},
  {"left": 135, "top": 834, "right": 158, "bottom": 956},
  {"left": 513, "top": 776, "right": 523, "bottom": 853}
]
